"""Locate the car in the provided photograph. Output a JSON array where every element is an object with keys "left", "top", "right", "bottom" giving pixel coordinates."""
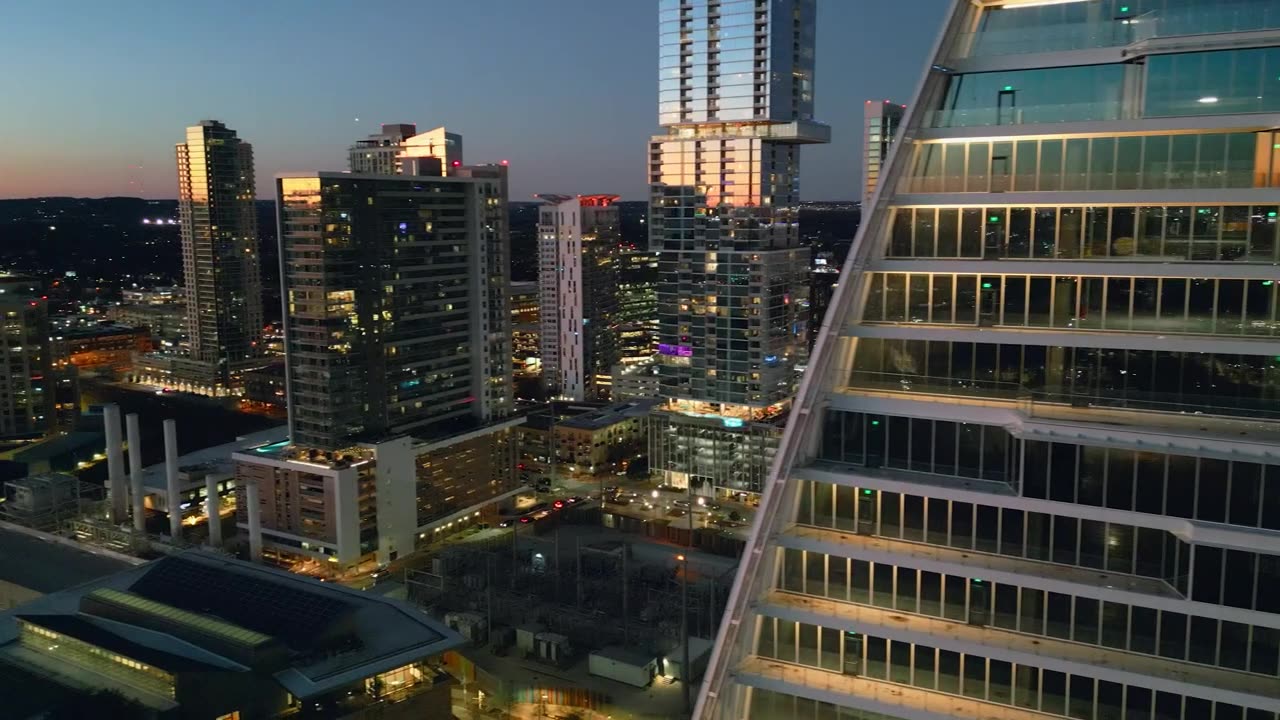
[
  {"left": 498, "top": 519, "right": 513, "bottom": 528},
  {"left": 673, "top": 499, "right": 691, "bottom": 509},
  {"left": 603, "top": 486, "right": 619, "bottom": 494},
  {"left": 553, "top": 500, "right": 565, "bottom": 509},
  {"left": 707, "top": 502, "right": 722, "bottom": 511},
  {"left": 519, "top": 516, "right": 532, "bottom": 523}
]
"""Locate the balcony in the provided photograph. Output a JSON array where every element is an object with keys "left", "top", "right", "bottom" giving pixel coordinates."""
[
  {"left": 844, "top": 370, "right": 1280, "bottom": 423},
  {"left": 951, "top": 2, "right": 1280, "bottom": 60},
  {"left": 733, "top": 656, "right": 1063, "bottom": 720},
  {"left": 778, "top": 524, "right": 1179, "bottom": 603},
  {"left": 757, "top": 591, "right": 1280, "bottom": 710},
  {"left": 924, "top": 101, "right": 1124, "bottom": 129},
  {"left": 951, "top": 15, "right": 1148, "bottom": 59}
]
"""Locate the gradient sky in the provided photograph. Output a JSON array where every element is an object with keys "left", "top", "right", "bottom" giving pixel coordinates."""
[{"left": 0, "top": 0, "right": 950, "bottom": 201}]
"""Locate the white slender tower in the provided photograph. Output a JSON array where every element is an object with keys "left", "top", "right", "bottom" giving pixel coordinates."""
[
  {"left": 204, "top": 476, "right": 222, "bottom": 547},
  {"left": 103, "top": 404, "right": 127, "bottom": 523},
  {"left": 163, "top": 419, "right": 182, "bottom": 540},
  {"left": 125, "top": 413, "right": 145, "bottom": 532}
]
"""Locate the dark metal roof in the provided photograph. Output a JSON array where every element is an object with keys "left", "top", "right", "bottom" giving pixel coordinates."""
[
  {"left": 128, "top": 556, "right": 354, "bottom": 651},
  {"left": 0, "top": 527, "right": 134, "bottom": 594},
  {"left": 16, "top": 614, "right": 229, "bottom": 673}
]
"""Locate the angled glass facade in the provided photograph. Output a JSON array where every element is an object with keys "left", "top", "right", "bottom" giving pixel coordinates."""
[{"left": 698, "top": 2, "right": 1280, "bottom": 719}]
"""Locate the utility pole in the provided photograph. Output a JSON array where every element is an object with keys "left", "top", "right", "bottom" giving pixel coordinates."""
[
  {"left": 575, "top": 536, "right": 583, "bottom": 608},
  {"left": 486, "top": 554, "right": 494, "bottom": 641},
  {"left": 678, "top": 553, "right": 690, "bottom": 715},
  {"left": 622, "top": 544, "right": 630, "bottom": 645}
]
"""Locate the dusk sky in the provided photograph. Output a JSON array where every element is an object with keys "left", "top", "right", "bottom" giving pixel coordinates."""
[{"left": 0, "top": 0, "right": 949, "bottom": 201}]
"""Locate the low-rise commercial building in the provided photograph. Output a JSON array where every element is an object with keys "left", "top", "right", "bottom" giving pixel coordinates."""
[
  {"left": 53, "top": 323, "right": 152, "bottom": 374},
  {"left": 0, "top": 551, "right": 463, "bottom": 719},
  {"left": 234, "top": 418, "right": 523, "bottom": 572}
]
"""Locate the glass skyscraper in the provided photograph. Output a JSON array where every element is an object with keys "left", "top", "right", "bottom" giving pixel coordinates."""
[
  {"left": 698, "top": 1, "right": 1280, "bottom": 718},
  {"left": 178, "top": 121, "right": 264, "bottom": 387},
  {"left": 135, "top": 120, "right": 264, "bottom": 395},
  {"left": 648, "top": 0, "right": 829, "bottom": 497}
]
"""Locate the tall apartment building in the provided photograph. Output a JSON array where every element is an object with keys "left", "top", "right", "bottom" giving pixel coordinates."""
[
  {"left": 537, "top": 194, "right": 620, "bottom": 402},
  {"left": 349, "top": 124, "right": 464, "bottom": 177},
  {"left": 511, "top": 280, "right": 541, "bottom": 373},
  {"left": 0, "top": 275, "right": 52, "bottom": 440},
  {"left": 134, "top": 121, "right": 264, "bottom": 395},
  {"left": 349, "top": 123, "right": 419, "bottom": 174},
  {"left": 862, "top": 100, "right": 905, "bottom": 207},
  {"left": 233, "top": 167, "right": 517, "bottom": 570},
  {"left": 698, "top": 2, "right": 1280, "bottom": 719},
  {"left": 616, "top": 245, "right": 660, "bottom": 361},
  {"left": 648, "top": 0, "right": 827, "bottom": 497}
]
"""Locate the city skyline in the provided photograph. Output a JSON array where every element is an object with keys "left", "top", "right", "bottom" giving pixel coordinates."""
[{"left": 0, "top": 0, "right": 948, "bottom": 202}]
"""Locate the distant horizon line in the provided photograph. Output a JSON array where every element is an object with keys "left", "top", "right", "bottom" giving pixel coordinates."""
[{"left": 0, "top": 195, "right": 861, "bottom": 205}]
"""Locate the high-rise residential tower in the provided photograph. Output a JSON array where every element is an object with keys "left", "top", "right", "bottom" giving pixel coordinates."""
[
  {"left": 648, "top": 0, "right": 828, "bottom": 497},
  {"left": 349, "top": 123, "right": 418, "bottom": 174},
  {"left": 862, "top": 100, "right": 904, "bottom": 207},
  {"left": 349, "top": 124, "right": 464, "bottom": 177},
  {"left": 0, "top": 275, "right": 53, "bottom": 440},
  {"left": 698, "top": 2, "right": 1280, "bottom": 719},
  {"left": 537, "top": 194, "right": 620, "bottom": 401},
  {"left": 178, "top": 121, "right": 264, "bottom": 385},
  {"left": 232, "top": 164, "right": 518, "bottom": 571},
  {"left": 135, "top": 121, "right": 264, "bottom": 395}
]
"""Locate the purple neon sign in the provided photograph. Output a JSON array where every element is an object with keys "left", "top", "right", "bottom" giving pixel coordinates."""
[{"left": 658, "top": 343, "right": 693, "bottom": 357}]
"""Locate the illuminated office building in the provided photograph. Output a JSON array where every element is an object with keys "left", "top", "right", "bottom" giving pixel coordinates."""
[
  {"left": 134, "top": 121, "right": 264, "bottom": 395},
  {"left": 648, "top": 0, "right": 827, "bottom": 496},
  {"left": 0, "top": 275, "right": 53, "bottom": 440},
  {"left": 511, "top": 280, "right": 541, "bottom": 374},
  {"left": 699, "top": 1, "right": 1280, "bottom": 718},
  {"left": 537, "top": 194, "right": 621, "bottom": 401},
  {"left": 863, "top": 100, "right": 904, "bottom": 207},
  {"left": 274, "top": 172, "right": 509, "bottom": 447},
  {"left": 617, "top": 245, "right": 660, "bottom": 361},
  {"left": 233, "top": 168, "right": 516, "bottom": 570}
]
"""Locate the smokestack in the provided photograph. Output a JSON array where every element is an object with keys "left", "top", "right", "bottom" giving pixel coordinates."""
[
  {"left": 164, "top": 419, "right": 182, "bottom": 540},
  {"left": 246, "top": 481, "right": 263, "bottom": 562},
  {"left": 205, "top": 476, "right": 222, "bottom": 547},
  {"left": 126, "top": 413, "right": 145, "bottom": 533},
  {"left": 103, "top": 404, "right": 127, "bottom": 524}
]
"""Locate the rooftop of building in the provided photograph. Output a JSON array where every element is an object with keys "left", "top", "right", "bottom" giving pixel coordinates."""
[
  {"left": 140, "top": 426, "right": 288, "bottom": 494},
  {"left": 557, "top": 398, "right": 661, "bottom": 431},
  {"left": 592, "top": 645, "right": 656, "bottom": 667},
  {"left": 0, "top": 550, "right": 463, "bottom": 700},
  {"left": 237, "top": 416, "right": 525, "bottom": 469},
  {"left": 0, "top": 525, "right": 138, "bottom": 595},
  {"left": 55, "top": 322, "right": 149, "bottom": 339}
]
